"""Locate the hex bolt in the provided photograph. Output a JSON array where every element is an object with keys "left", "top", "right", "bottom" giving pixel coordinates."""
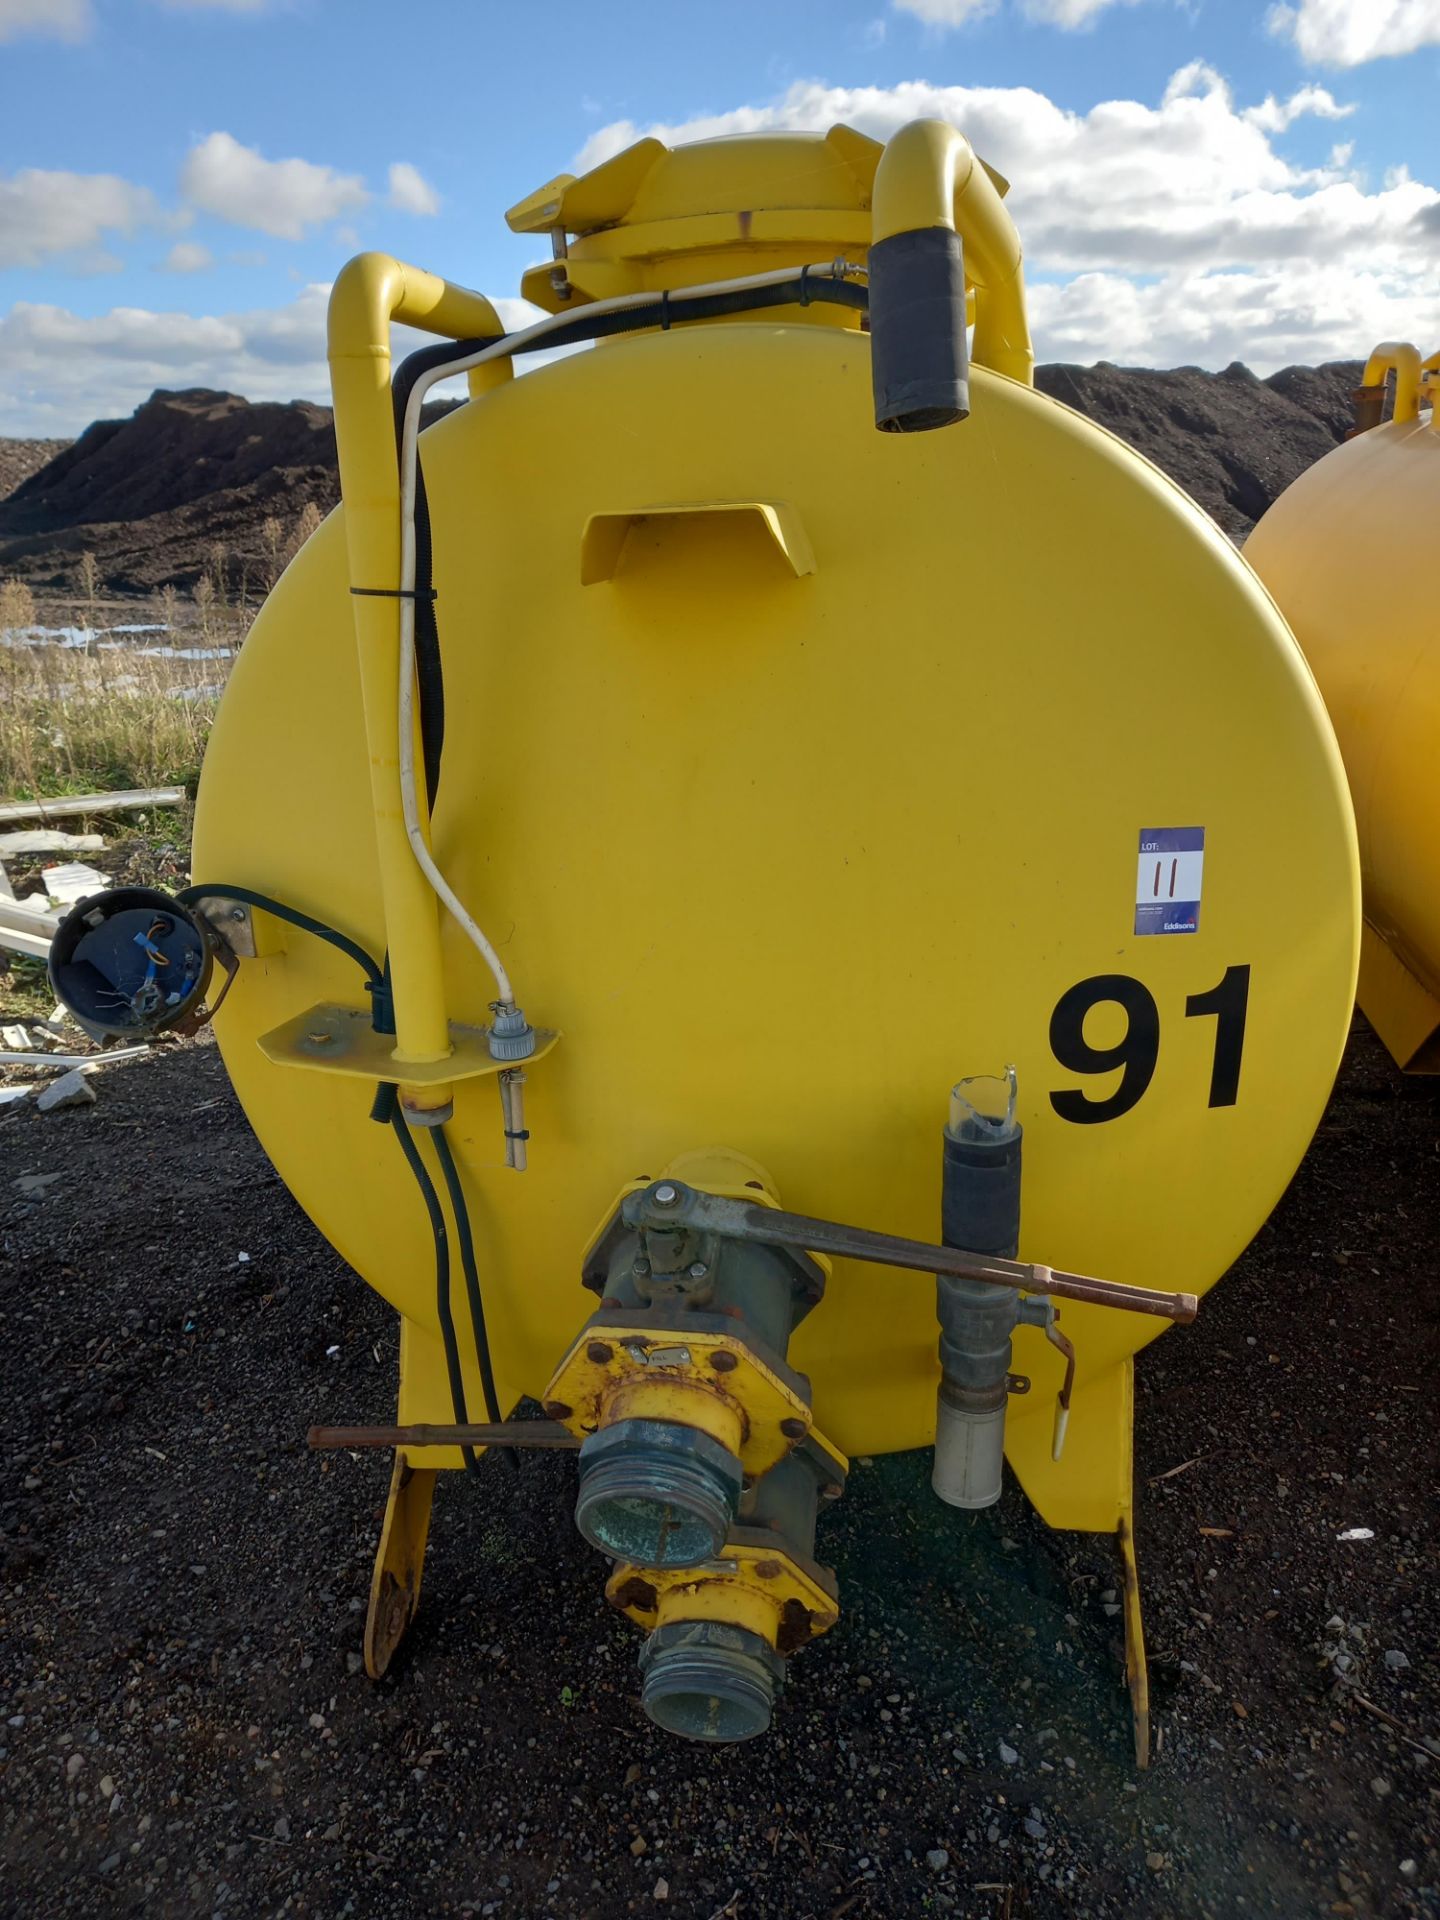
[
  {"left": 709, "top": 1350, "right": 739, "bottom": 1373},
  {"left": 652, "top": 1184, "right": 679, "bottom": 1207},
  {"left": 779, "top": 1416, "right": 808, "bottom": 1440},
  {"left": 688, "top": 1262, "right": 708, "bottom": 1280},
  {"left": 586, "top": 1342, "right": 614, "bottom": 1365}
]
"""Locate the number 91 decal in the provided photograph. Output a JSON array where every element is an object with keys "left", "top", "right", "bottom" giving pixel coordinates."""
[{"left": 1048, "top": 965, "right": 1250, "bottom": 1124}]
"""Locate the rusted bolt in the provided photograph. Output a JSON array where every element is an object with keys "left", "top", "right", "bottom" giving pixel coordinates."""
[
  {"left": 754, "top": 1559, "right": 782, "bottom": 1580},
  {"left": 779, "top": 1416, "right": 808, "bottom": 1441},
  {"left": 822, "top": 1482, "right": 844, "bottom": 1502},
  {"left": 306, "top": 1031, "right": 333, "bottom": 1046},
  {"left": 586, "top": 1341, "right": 613, "bottom": 1366},
  {"left": 542, "top": 1399, "right": 572, "bottom": 1421},
  {"left": 610, "top": 1574, "right": 658, "bottom": 1615},
  {"left": 709, "top": 1349, "right": 739, "bottom": 1373}
]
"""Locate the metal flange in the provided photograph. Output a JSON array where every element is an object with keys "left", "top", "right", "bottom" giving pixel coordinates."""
[
  {"left": 543, "top": 1321, "right": 813, "bottom": 1479},
  {"left": 606, "top": 1526, "right": 841, "bottom": 1657}
]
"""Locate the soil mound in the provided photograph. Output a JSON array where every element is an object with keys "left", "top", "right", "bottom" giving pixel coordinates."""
[
  {"left": 0, "top": 437, "right": 70, "bottom": 503},
  {"left": 0, "top": 359, "right": 1364, "bottom": 596},
  {"left": 1035, "top": 359, "right": 1361, "bottom": 538}
]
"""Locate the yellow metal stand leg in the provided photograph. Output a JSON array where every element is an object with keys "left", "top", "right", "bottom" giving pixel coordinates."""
[
  {"left": 364, "top": 1451, "right": 438, "bottom": 1679},
  {"left": 1118, "top": 1512, "right": 1150, "bottom": 1769}
]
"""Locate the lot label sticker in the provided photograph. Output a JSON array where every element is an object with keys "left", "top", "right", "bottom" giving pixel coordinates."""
[{"left": 1136, "top": 827, "right": 1204, "bottom": 935}]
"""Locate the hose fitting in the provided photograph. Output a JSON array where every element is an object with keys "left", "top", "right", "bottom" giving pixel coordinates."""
[
  {"left": 611, "top": 1437, "right": 844, "bottom": 1743},
  {"left": 544, "top": 1155, "right": 827, "bottom": 1570},
  {"left": 933, "top": 1067, "right": 1023, "bottom": 1510}
]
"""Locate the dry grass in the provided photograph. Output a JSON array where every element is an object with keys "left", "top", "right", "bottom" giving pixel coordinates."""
[{"left": 0, "top": 619, "right": 235, "bottom": 798}]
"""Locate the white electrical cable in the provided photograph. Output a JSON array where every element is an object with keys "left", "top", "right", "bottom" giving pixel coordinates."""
[{"left": 391, "top": 261, "right": 863, "bottom": 1013}]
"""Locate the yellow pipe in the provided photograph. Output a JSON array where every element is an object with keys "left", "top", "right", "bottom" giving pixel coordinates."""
[
  {"left": 1362, "top": 341, "right": 1422, "bottom": 426},
  {"left": 1422, "top": 350, "right": 1440, "bottom": 433},
  {"left": 326, "top": 254, "right": 507, "bottom": 1104},
  {"left": 871, "top": 119, "right": 1033, "bottom": 387}
]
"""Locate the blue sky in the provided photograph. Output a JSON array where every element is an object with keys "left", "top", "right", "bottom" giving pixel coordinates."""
[{"left": 2, "top": 0, "right": 1439, "bottom": 433}]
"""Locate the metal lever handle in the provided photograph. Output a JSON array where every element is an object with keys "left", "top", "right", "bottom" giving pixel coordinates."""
[{"left": 623, "top": 1182, "right": 1198, "bottom": 1325}]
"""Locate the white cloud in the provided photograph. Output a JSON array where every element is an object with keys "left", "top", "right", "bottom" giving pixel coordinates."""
[
  {"left": 160, "top": 241, "right": 215, "bottom": 273},
  {"left": 893, "top": 0, "right": 997, "bottom": 21},
  {"left": 0, "top": 0, "right": 92, "bottom": 40},
  {"left": 893, "top": 0, "right": 1142, "bottom": 25},
  {"left": 1023, "top": 0, "right": 1141, "bottom": 22},
  {"left": 0, "top": 168, "right": 160, "bottom": 269},
  {"left": 180, "top": 132, "right": 368, "bottom": 240},
  {"left": 1268, "top": 0, "right": 1440, "bottom": 66},
  {"left": 574, "top": 69, "right": 1439, "bottom": 372},
  {"left": 387, "top": 162, "right": 441, "bottom": 216},
  {"left": 1242, "top": 82, "right": 1354, "bottom": 132},
  {"left": 0, "top": 289, "right": 551, "bottom": 436}
]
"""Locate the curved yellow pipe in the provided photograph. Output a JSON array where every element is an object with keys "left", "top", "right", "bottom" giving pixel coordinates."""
[
  {"left": 326, "top": 256, "right": 507, "bottom": 1100},
  {"left": 1361, "top": 341, "right": 1423, "bottom": 426},
  {"left": 1422, "top": 349, "right": 1440, "bottom": 433},
  {"left": 871, "top": 119, "right": 1033, "bottom": 387}
]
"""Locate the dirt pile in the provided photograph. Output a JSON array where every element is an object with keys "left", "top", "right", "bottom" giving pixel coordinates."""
[
  {"left": 0, "top": 390, "right": 341, "bottom": 597},
  {"left": 0, "top": 437, "right": 70, "bottom": 504},
  {"left": 1035, "top": 359, "right": 1361, "bottom": 538},
  {"left": 0, "top": 359, "right": 1364, "bottom": 596}
]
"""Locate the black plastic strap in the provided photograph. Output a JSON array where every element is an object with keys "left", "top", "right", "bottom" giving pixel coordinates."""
[
  {"left": 504, "top": 1128, "right": 532, "bottom": 1143},
  {"left": 660, "top": 290, "right": 672, "bottom": 331},
  {"left": 349, "top": 586, "right": 438, "bottom": 601}
]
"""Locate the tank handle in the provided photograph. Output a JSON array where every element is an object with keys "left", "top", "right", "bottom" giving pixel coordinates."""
[
  {"left": 579, "top": 501, "right": 815, "bottom": 585},
  {"left": 871, "top": 120, "right": 1033, "bottom": 388},
  {"left": 1360, "top": 342, "right": 1423, "bottom": 426}
]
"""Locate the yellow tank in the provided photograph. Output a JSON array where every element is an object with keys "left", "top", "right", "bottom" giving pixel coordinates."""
[
  {"left": 1246, "top": 342, "right": 1440, "bottom": 1071},
  {"left": 169, "top": 120, "right": 1359, "bottom": 1752}
]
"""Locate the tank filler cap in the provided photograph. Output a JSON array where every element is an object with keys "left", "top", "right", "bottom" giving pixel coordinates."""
[
  {"left": 506, "top": 124, "right": 1011, "bottom": 315},
  {"left": 487, "top": 1002, "right": 536, "bottom": 1061}
]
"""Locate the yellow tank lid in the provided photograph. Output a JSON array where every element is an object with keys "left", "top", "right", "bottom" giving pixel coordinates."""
[{"left": 505, "top": 124, "right": 1005, "bottom": 312}]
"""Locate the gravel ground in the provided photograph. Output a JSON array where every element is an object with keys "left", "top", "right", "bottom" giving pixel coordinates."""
[{"left": 0, "top": 1018, "right": 1435, "bottom": 1919}]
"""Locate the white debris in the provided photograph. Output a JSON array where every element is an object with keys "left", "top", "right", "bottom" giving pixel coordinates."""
[
  {"left": 1336, "top": 1527, "right": 1375, "bottom": 1542},
  {"left": 36, "top": 1068, "right": 96, "bottom": 1113},
  {"left": 41, "top": 861, "right": 106, "bottom": 906}
]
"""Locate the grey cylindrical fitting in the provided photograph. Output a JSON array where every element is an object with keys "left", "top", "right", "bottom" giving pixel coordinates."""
[
  {"left": 575, "top": 1419, "right": 742, "bottom": 1568},
  {"left": 639, "top": 1619, "right": 784, "bottom": 1743},
  {"left": 933, "top": 1395, "right": 1007, "bottom": 1511},
  {"left": 933, "top": 1070, "right": 1022, "bottom": 1510},
  {"left": 868, "top": 226, "right": 970, "bottom": 433}
]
